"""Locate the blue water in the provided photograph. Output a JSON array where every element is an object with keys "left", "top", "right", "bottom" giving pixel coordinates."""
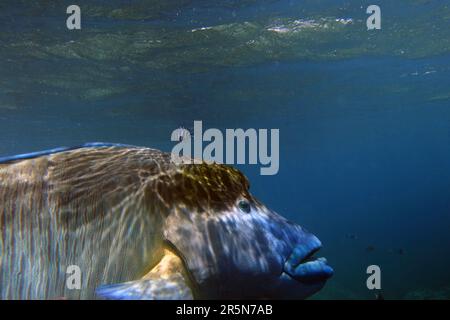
[{"left": 1, "top": 1, "right": 450, "bottom": 299}]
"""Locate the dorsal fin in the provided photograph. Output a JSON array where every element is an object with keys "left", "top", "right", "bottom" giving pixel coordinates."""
[{"left": 0, "top": 142, "right": 136, "bottom": 164}]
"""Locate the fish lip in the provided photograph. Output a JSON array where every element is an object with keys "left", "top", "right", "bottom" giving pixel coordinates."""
[
  {"left": 282, "top": 242, "right": 333, "bottom": 284},
  {"left": 300, "top": 246, "right": 321, "bottom": 263}
]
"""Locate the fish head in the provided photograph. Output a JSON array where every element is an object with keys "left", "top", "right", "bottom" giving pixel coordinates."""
[{"left": 158, "top": 163, "right": 333, "bottom": 299}]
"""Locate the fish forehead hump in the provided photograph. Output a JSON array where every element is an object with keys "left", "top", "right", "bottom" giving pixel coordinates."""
[{"left": 0, "top": 144, "right": 250, "bottom": 232}]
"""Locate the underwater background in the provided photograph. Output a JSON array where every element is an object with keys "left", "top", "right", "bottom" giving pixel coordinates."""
[{"left": 0, "top": 0, "right": 449, "bottom": 299}]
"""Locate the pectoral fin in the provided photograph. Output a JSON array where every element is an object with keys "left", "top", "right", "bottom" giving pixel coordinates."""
[
  {"left": 96, "top": 247, "right": 194, "bottom": 300},
  {"left": 96, "top": 273, "right": 193, "bottom": 300}
]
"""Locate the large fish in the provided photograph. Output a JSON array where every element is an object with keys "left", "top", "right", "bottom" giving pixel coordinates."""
[{"left": 0, "top": 143, "right": 333, "bottom": 299}]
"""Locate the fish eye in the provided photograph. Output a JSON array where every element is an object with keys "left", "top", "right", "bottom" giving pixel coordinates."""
[{"left": 237, "top": 199, "right": 251, "bottom": 213}]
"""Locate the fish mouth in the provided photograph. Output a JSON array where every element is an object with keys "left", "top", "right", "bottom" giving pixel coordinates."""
[{"left": 283, "top": 241, "right": 334, "bottom": 284}]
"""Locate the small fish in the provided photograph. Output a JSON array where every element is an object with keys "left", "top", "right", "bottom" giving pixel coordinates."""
[
  {"left": 388, "top": 248, "right": 405, "bottom": 255},
  {"left": 374, "top": 292, "right": 384, "bottom": 300},
  {"left": 365, "top": 245, "right": 375, "bottom": 253},
  {"left": 345, "top": 233, "right": 358, "bottom": 240}
]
